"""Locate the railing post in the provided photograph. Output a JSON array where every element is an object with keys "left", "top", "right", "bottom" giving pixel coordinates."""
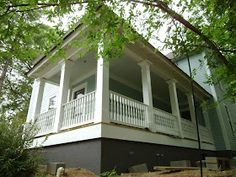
[
  {"left": 27, "top": 78, "right": 45, "bottom": 123},
  {"left": 53, "top": 60, "right": 71, "bottom": 132},
  {"left": 166, "top": 79, "right": 184, "bottom": 138},
  {"left": 94, "top": 42, "right": 110, "bottom": 123},
  {"left": 138, "top": 60, "right": 155, "bottom": 132}
]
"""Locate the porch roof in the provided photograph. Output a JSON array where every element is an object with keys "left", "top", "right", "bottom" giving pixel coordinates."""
[{"left": 27, "top": 21, "right": 212, "bottom": 99}]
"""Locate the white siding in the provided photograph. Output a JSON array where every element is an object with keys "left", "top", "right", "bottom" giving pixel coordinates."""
[
  {"left": 175, "top": 53, "right": 211, "bottom": 93},
  {"left": 40, "top": 83, "right": 59, "bottom": 114}
]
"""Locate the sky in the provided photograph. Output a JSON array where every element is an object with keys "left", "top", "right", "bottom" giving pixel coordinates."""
[{"left": 41, "top": 2, "right": 175, "bottom": 55}]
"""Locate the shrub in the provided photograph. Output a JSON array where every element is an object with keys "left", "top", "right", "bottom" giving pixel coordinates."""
[
  {"left": 100, "top": 168, "right": 119, "bottom": 177},
  {"left": 0, "top": 115, "right": 41, "bottom": 177}
]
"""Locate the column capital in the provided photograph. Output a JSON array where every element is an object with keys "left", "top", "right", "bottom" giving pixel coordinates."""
[
  {"left": 35, "top": 77, "right": 46, "bottom": 83},
  {"left": 137, "top": 60, "right": 152, "bottom": 68},
  {"left": 166, "top": 79, "right": 177, "bottom": 85},
  {"left": 185, "top": 92, "right": 193, "bottom": 97},
  {"left": 59, "top": 59, "right": 74, "bottom": 68}
]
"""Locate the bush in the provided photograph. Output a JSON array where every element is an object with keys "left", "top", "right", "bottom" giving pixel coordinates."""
[
  {"left": 100, "top": 168, "right": 119, "bottom": 177},
  {"left": 0, "top": 115, "right": 41, "bottom": 177}
]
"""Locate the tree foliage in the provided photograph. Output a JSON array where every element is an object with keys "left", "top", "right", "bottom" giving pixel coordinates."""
[
  {"left": 0, "top": 0, "right": 235, "bottom": 118},
  {"left": 0, "top": 2, "right": 61, "bottom": 116},
  {"left": 164, "top": 0, "right": 236, "bottom": 100},
  {"left": 0, "top": 114, "right": 40, "bottom": 177}
]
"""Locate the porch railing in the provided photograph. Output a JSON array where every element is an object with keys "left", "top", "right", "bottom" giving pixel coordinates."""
[
  {"left": 153, "top": 108, "right": 180, "bottom": 137},
  {"left": 181, "top": 119, "right": 212, "bottom": 143},
  {"left": 61, "top": 91, "right": 95, "bottom": 129},
  {"left": 181, "top": 119, "right": 198, "bottom": 140},
  {"left": 35, "top": 108, "right": 56, "bottom": 136},
  {"left": 34, "top": 90, "right": 213, "bottom": 144},
  {"left": 199, "top": 125, "right": 213, "bottom": 143},
  {"left": 109, "top": 91, "right": 148, "bottom": 128}
]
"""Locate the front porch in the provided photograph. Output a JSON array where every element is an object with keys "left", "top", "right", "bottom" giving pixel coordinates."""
[
  {"left": 35, "top": 89, "right": 212, "bottom": 143},
  {"left": 28, "top": 45, "right": 213, "bottom": 146}
]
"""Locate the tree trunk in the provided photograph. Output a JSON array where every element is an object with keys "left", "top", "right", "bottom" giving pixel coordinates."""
[{"left": 0, "top": 59, "right": 10, "bottom": 95}]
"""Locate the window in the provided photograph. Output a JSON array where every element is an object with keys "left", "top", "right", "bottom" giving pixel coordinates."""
[
  {"left": 181, "top": 110, "right": 191, "bottom": 121},
  {"left": 71, "top": 83, "right": 87, "bottom": 100},
  {"left": 48, "top": 96, "right": 56, "bottom": 110},
  {"left": 73, "top": 88, "right": 85, "bottom": 99}
]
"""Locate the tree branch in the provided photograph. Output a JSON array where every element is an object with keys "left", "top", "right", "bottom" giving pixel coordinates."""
[
  {"left": 129, "top": 0, "right": 229, "bottom": 66},
  {"left": 3, "top": 0, "right": 231, "bottom": 66},
  {"left": 8, "top": 1, "right": 89, "bottom": 8},
  {"left": 0, "top": 59, "right": 11, "bottom": 95},
  {"left": 0, "top": 1, "right": 89, "bottom": 17}
]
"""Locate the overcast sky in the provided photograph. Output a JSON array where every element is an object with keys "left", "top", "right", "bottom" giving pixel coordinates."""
[{"left": 42, "top": 2, "right": 188, "bottom": 55}]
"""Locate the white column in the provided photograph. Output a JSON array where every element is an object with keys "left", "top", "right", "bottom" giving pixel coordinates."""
[
  {"left": 187, "top": 93, "right": 197, "bottom": 124},
  {"left": 94, "top": 43, "right": 110, "bottom": 123},
  {"left": 167, "top": 79, "right": 183, "bottom": 137},
  {"left": 138, "top": 60, "right": 155, "bottom": 132},
  {"left": 53, "top": 60, "right": 71, "bottom": 132},
  {"left": 27, "top": 78, "right": 45, "bottom": 122}
]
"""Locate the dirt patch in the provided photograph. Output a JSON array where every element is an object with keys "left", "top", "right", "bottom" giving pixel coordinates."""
[
  {"left": 120, "top": 169, "right": 236, "bottom": 177},
  {"left": 44, "top": 168, "right": 236, "bottom": 177},
  {"left": 46, "top": 168, "right": 98, "bottom": 177}
]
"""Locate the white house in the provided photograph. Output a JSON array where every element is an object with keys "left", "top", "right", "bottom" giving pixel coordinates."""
[{"left": 27, "top": 23, "right": 223, "bottom": 174}]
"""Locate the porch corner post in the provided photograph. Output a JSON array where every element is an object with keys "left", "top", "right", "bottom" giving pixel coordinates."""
[
  {"left": 186, "top": 93, "right": 197, "bottom": 124},
  {"left": 202, "top": 109, "right": 213, "bottom": 141},
  {"left": 138, "top": 60, "right": 155, "bottom": 132},
  {"left": 28, "top": 78, "right": 45, "bottom": 123},
  {"left": 167, "top": 79, "right": 183, "bottom": 138},
  {"left": 94, "top": 42, "right": 110, "bottom": 124},
  {"left": 53, "top": 60, "right": 71, "bottom": 132}
]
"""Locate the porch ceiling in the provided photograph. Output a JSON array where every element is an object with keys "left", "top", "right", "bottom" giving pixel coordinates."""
[
  {"left": 47, "top": 52, "right": 97, "bottom": 84},
  {"left": 127, "top": 42, "right": 211, "bottom": 100}
]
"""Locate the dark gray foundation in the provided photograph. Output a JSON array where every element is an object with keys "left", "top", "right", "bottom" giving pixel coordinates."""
[
  {"left": 41, "top": 139, "right": 101, "bottom": 174},
  {"left": 100, "top": 138, "right": 217, "bottom": 173},
  {"left": 40, "top": 138, "right": 235, "bottom": 174}
]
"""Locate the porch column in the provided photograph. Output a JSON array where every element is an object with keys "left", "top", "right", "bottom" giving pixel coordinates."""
[
  {"left": 187, "top": 93, "right": 197, "bottom": 124},
  {"left": 27, "top": 78, "right": 45, "bottom": 122},
  {"left": 53, "top": 60, "right": 71, "bottom": 132},
  {"left": 138, "top": 60, "right": 155, "bottom": 132},
  {"left": 94, "top": 42, "right": 110, "bottom": 123},
  {"left": 167, "top": 79, "right": 183, "bottom": 137},
  {"left": 202, "top": 109, "right": 213, "bottom": 141}
]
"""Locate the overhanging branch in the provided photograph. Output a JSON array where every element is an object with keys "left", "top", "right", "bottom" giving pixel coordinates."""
[{"left": 129, "top": 0, "right": 229, "bottom": 66}]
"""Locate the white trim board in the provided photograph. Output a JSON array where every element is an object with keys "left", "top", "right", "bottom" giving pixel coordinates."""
[
  {"left": 31, "top": 123, "right": 215, "bottom": 151},
  {"left": 32, "top": 124, "right": 102, "bottom": 148},
  {"left": 101, "top": 123, "right": 216, "bottom": 151}
]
